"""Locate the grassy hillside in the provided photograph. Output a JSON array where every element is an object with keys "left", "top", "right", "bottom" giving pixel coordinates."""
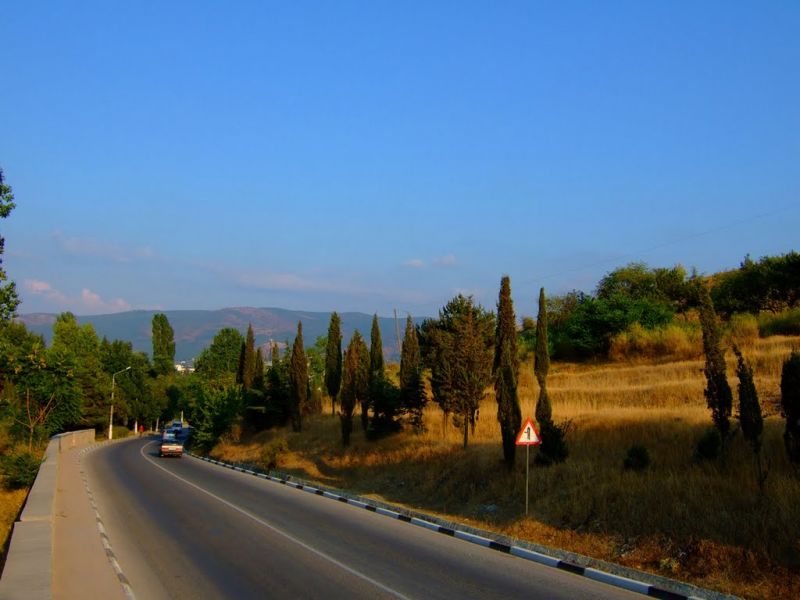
[{"left": 211, "top": 335, "right": 800, "bottom": 600}]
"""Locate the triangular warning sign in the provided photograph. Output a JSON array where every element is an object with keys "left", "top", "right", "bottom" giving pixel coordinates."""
[{"left": 515, "top": 418, "right": 541, "bottom": 446}]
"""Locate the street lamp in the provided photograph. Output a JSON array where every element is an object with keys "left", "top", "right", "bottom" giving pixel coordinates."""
[{"left": 108, "top": 366, "right": 131, "bottom": 440}]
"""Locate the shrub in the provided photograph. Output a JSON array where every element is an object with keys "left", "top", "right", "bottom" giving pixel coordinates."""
[
  {"left": 694, "top": 427, "right": 722, "bottom": 461},
  {"left": 781, "top": 350, "right": 800, "bottom": 463},
  {"left": 535, "top": 419, "right": 570, "bottom": 466},
  {"left": 1, "top": 451, "right": 41, "bottom": 489},
  {"left": 260, "top": 438, "right": 289, "bottom": 471},
  {"left": 112, "top": 426, "right": 129, "bottom": 439},
  {"left": 759, "top": 307, "right": 800, "bottom": 337},
  {"left": 623, "top": 444, "right": 651, "bottom": 471}
]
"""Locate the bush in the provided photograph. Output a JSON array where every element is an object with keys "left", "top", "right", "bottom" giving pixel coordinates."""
[
  {"left": 535, "top": 419, "right": 570, "bottom": 466},
  {"left": 694, "top": 427, "right": 722, "bottom": 461},
  {"left": 112, "top": 425, "right": 129, "bottom": 439},
  {"left": 759, "top": 307, "right": 800, "bottom": 337},
  {"left": 260, "top": 438, "right": 289, "bottom": 471},
  {"left": 623, "top": 444, "right": 651, "bottom": 471},
  {"left": 1, "top": 451, "right": 41, "bottom": 489}
]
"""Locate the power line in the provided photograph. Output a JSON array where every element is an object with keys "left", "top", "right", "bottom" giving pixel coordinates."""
[{"left": 519, "top": 203, "right": 798, "bottom": 287}]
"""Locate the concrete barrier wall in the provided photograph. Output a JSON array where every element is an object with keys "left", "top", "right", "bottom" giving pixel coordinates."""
[{"left": 0, "top": 429, "right": 97, "bottom": 600}]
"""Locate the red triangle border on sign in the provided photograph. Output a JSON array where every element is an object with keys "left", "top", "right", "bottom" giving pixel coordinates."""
[{"left": 515, "top": 418, "right": 541, "bottom": 446}]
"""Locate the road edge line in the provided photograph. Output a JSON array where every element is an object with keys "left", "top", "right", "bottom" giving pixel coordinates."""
[{"left": 185, "top": 451, "right": 738, "bottom": 600}]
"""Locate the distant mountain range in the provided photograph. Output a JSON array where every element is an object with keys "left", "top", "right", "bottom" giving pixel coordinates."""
[{"left": 17, "top": 308, "right": 428, "bottom": 363}]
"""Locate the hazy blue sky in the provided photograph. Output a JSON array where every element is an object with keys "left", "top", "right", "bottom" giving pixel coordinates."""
[{"left": 2, "top": 1, "right": 798, "bottom": 318}]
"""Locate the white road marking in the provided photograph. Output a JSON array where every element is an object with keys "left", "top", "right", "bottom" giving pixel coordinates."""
[{"left": 139, "top": 442, "right": 411, "bottom": 600}]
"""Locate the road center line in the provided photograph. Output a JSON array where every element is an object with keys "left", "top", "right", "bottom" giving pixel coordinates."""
[{"left": 139, "top": 442, "right": 411, "bottom": 600}]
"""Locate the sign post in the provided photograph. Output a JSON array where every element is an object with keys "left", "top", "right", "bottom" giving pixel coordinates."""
[{"left": 515, "top": 418, "right": 541, "bottom": 515}]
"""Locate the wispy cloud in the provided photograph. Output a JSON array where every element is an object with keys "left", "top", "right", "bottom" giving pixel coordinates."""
[
  {"left": 23, "top": 279, "right": 131, "bottom": 313},
  {"left": 80, "top": 288, "right": 132, "bottom": 313},
  {"left": 403, "top": 258, "right": 425, "bottom": 269},
  {"left": 199, "top": 262, "right": 433, "bottom": 305},
  {"left": 52, "top": 231, "right": 155, "bottom": 263},
  {"left": 433, "top": 254, "right": 457, "bottom": 268},
  {"left": 23, "top": 279, "right": 68, "bottom": 304}
]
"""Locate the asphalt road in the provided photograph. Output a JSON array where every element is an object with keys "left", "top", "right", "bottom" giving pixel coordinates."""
[{"left": 84, "top": 437, "right": 643, "bottom": 600}]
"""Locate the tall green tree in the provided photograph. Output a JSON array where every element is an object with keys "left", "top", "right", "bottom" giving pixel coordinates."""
[
  {"left": 399, "top": 315, "right": 426, "bottom": 432},
  {"left": 533, "top": 287, "right": 569, "bottom": 466},
  {"left": 534, "top": 287, "right": 552, "bottom": 424},
  {"left": 781, "top": 350, "right": 800, "bottom": 463},
  {"left": 191, "top": 385, "right": 244, "bottom": 452},
  {"left": 253, "top": 347, "right": 265, "bottom": 393},
  {"left": 369, "top": 314, "right": 400, "bottom": 435},
  {"left": 100, "top": 338, "right": 156, "bottom": 429},
  {"left": 712, "top": 252, "right": 800, "bottom": 316},
  {"left": 195, "top": 328, "right": 244, "bottom": 381},
  {"left": 420, "top": 294, "right": 494, "bottom": 441},
  {"left": 288, "top": 322, "right": 307, "bottom": 432},
  {"left": 494, "top": 276, "right": 521, "bottom": 467},
  {"left": 355, "top": 333, "right": 370, "bottom": 431},
  {"left": 325, "top": 312, "right": 343, "bottom": 416},
  {"left": 340, "top": 331, "right": 368, "bottom": 446},
  {"left": 0, "top": 168, "right": 20, "bottom": 321},
  {"left": 366, "top": 314, "right": 385, "bottom": 430},
  {"left": 266, "top": 343, "right": 291, "bottom": 426},
  {"left": 304, "top": 336, "right": 326, "bottom": 415},
  {"left": 237, "top": 324, "right": 257, "bottom": 390},
  {"left": 50, "top": 312, "right": 104, "bottom": 429},
  {"left": 419, "top": 318, "right": 456, "bottom": 431},
  {"left": 698, "top": 282, "right": 734, "bottom": 449},
  {"left": 151, "top": 313, "right": 176, "bottom": 376},
  {"left": 453, "top": 303, "right": 494, "bottom": 448}
]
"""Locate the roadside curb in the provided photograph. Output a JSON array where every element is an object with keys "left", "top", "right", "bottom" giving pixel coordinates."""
[
  {"left": 77, "top": 439, "right": 137, "bottom": 600},
  {"left": 188, "top": 451, "right": 739, "bottom": 600}
]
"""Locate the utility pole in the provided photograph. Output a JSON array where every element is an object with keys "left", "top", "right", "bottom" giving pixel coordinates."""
[{"left": 108, "top": 366, "right": 131, "bottom": 440}]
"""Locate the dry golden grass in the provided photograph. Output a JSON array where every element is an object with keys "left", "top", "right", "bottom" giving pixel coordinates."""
[
  {"left": 0, "top": 436, "right": 41, "bottom": 574},
  {"left": 214, "top": 335, "right": 800, "bottom": 600},
  {"left": 0, "top": 488, "right": 27, "bottom": 571}
]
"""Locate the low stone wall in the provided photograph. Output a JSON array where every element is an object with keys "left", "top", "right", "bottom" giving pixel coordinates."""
[{"left": 0, "top": 429, "right": 97, "bottom": 600}]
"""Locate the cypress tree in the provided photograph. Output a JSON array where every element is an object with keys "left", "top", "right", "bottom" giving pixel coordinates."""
[
  {"left": 369, "top": 314, "right": 385, "bottom": 375},
  {"left": 357, "top": 332, "right": 370, "bottom": 432},
  {"left": 236, "top": 342, "right": 246, "bottom": 385},
  {"left": 288, "top": 322, "right": 307, "bottom": 432},
  {"left": 325, "top": 312, "right": 343, "bottom": 416},
  {"left": 534, "top": 288, "right": 569, "bottom": 466},
  {"left": 152, "top": 313, "right": 176, "bottom": 376},
  {"left": 266, "top": 343, "right": 289, "bottom": 425},
  {"left": 253, "top": 347, "right": 265, "bottom": 391},
  {"left": 241, "top": 324, "right": 256, "bottom": 390},
  {"left": 340, "top": 331, "right": 367, "bottom": 446},
  {"left": 781, "top": 351, "right": 800, "bottom": 463},
  {"left": 400, "top": 315, "right": 426, "bottom": 432},
  {"left": 698, "top": 282, "right": 733, "bottom": 449},
  {"left": 366, "top": 314, "right": 384, "bottom": 431},
  {"left": 493, "top": 276, "right": 521, "bottom": 467},
  {"left": 734, "top": 346, "right": 766, "bottom": 489},
  {"left": 534, "top": 287, "right": 552, "bottom": 424}
]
